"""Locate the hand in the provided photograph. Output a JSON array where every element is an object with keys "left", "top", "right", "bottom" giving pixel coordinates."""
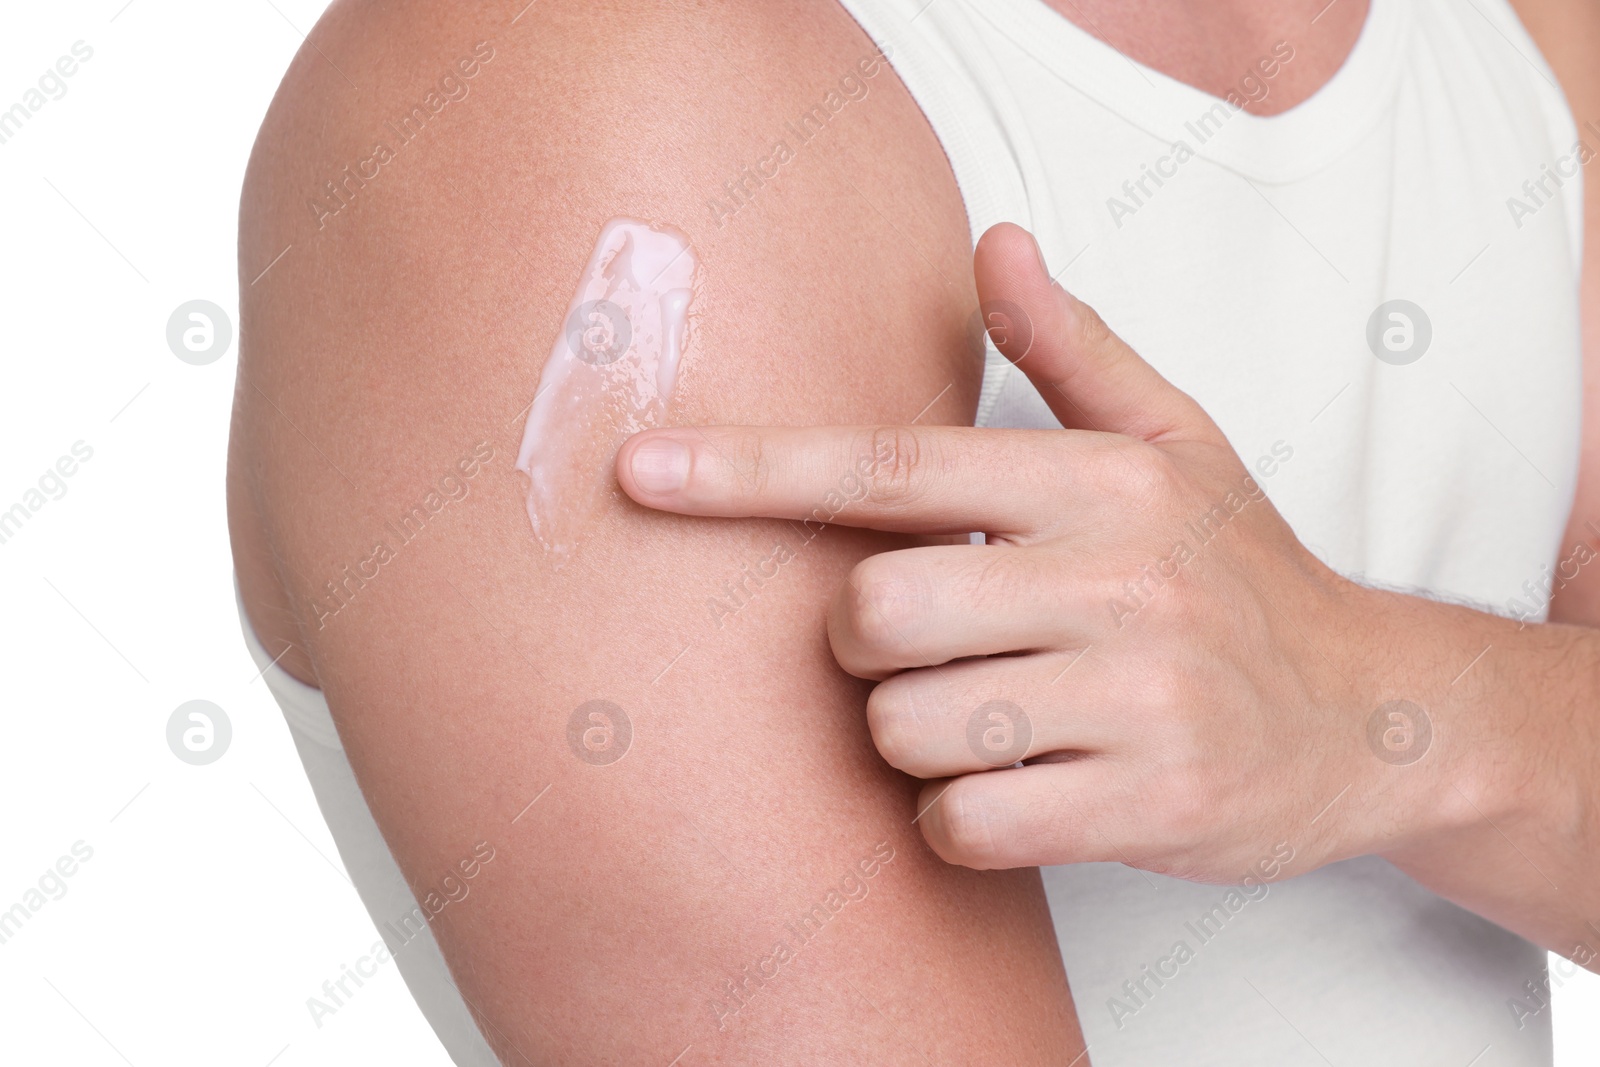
[{"left": 615, "top": 223, "right": 1402, "bottom": 883}]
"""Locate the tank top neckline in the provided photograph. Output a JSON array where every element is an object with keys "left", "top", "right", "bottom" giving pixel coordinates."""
[{"left": 957, "top": 0, "right": 1410, "bottom": 182}]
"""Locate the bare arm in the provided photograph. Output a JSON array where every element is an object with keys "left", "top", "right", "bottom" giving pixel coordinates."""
[
  {"left": 1373, "top": 0, "right": 1600, "bottom": 962},
  {"left": 571, "top": 0, "right": 1600, "bottom": 972},
  {"left": 229, "top": 0, "right": 1085, "bottom": 1061},
  {"left": 1518, "top": 0, "right": 1600, "bottom": 625}
]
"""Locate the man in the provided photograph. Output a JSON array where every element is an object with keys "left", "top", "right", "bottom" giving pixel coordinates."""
[{"left": 232, "top": 0, "right": 1599, "bottom": 1062}]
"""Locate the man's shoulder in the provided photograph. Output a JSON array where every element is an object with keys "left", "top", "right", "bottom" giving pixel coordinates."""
[
  {"left": 244, "top": 0, "right": 933, "bottom": 224},
  {"left": 237, "top": 0, "right": 978, "bottom": 391},
  {"left": 231, "top": 0, "right": 982, "bottom": 609}
]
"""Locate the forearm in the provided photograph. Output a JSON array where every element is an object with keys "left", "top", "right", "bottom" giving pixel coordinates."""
[{"left": 1351, "top": 579, "right": 1600, "bottom": 966}]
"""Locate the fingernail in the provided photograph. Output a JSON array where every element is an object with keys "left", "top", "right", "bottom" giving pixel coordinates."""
[
  {"left": 630, "top": 439, "right": 690, "bottom": 494},
  {"left": 1029, "top": 232, "right": 1050, "bottom": 278}
]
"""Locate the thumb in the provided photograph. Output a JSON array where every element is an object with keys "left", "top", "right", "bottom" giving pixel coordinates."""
[{"left": 973, "top": 222, "right": 1222, "bottom": 444}]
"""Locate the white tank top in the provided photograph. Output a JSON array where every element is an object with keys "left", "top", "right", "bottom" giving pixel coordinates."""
[{"left": 830, "top": 0, "right": 1584, "bottom": 1063}]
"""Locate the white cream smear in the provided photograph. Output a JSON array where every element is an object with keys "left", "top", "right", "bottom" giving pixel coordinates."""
[{"left": 515, "top": 218, "right": 700, "bottom": 563}]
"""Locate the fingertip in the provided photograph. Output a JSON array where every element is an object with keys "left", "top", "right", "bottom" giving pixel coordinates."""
[
  {"left": 915, "top": 778, "right": 989, "bottom": 868},
  {"left": 976, "top": 222, "right": 1050, "bottom": 285},
  {"left": 617, "top": 430, "right": 692, "bottom": 500},
  {"left": 914, "top": 779, "right": 953, "bottom": 858},
  {"left": 977, "top": 221, "right": 1034, "bottom": 252}
]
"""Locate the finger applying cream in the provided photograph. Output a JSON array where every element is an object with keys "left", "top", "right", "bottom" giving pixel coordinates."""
[{"left": 515, "top": 218, "right": 701, "bottom": 563}]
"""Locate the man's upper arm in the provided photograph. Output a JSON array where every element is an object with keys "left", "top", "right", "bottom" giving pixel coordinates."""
[
  {"left": 1516, "top": 0, "right": 1600, "bottom": 624},
  {"left": 232, "top": 1, "right": 1083, "bottom": 1061}
]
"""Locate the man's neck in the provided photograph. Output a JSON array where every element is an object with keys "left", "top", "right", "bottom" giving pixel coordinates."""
[{"left": 1041, "top": 0, "right": 1371, "bottom": 115}]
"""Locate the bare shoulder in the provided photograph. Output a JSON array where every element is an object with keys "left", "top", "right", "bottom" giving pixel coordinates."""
[
  {"left": 1507, "top": 0, "right": 1600, "bottom": 87},
  {"left": 1504, "top": 0, "right": 1600, "bottom": 210},
  {"left": 230, "top": 0, "right": 979, "bottom": 677},
  {"left": 221, "top": 6, "right": 1093, "bottom": 1063}
]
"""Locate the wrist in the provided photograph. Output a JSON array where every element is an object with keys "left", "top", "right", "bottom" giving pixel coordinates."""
[
  {"left": 1321, "top": 576, "right": 1504, "bottom": 857},
  {"left": 1368, "top": 595, "right": 1595, "bottom": 870},
  {"left": 1304, "top": 561, "right": 1600, "bottom": 954}
]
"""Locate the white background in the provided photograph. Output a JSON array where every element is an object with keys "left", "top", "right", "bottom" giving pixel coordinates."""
[{"left": 0, "top": 2, "right": 1596, "bottom": 1065}]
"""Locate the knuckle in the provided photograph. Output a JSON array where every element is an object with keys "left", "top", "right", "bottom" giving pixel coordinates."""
[
  {"left": 1168, "top": 571, "right": 1209, "bottom": 622},
  {"left": 1143, "top": 446, "right": 1187, "bottom": 497},
  {"left": 1141, "top": 665, "right": 1188, "bottom": 716},
  {"left": 1073, "top": 300, "right": 1116, "bottom": 354},
  {"left": 1108, "top": 440, "right": 1180, "bottom": 506},
  {"left": 734, "top": 432, "right": 772, "bottom": 498},
  {"left": 965, "top": 551, "right": 1037, "bottom": 613},
  {"left": 864, "top": 426, "right": 929, "bottom": 509},
  {"left": 1076, "top": 434, "right": 1135, "bottom": 499},
  {"left": 1143, "top": 568, "right": 1202, "bottom": 628}
]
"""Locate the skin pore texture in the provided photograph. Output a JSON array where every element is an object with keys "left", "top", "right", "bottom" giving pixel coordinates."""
[
  {"left": 514, "top": 218, "right": 701, "bottom": 563},
  {"left": 615, "top": 0, "right": 1600, "bottom": 973},
  {"left": 228, "top": 0, "right": 1600, "bottom": 1061},
  {"left": 1045, "top": 0, "right": 1369, "bottom": 116},
  {"left": 230, "top": 1, "right": 1088, "bottom": 1062}
]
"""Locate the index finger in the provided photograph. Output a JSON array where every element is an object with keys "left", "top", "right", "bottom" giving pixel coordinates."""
[{"left": 614, "top": 424, "right": 1104, "bottom": 535}]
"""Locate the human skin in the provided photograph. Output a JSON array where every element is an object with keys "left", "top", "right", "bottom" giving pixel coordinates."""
[
  {"left": 1042, "top": 0, "right": 1369, "bottom": 118},
  {"left": 617, "top": 0, "right": 1600, "bottom": 971},
  {"left": 227, "top": 0, "right": 1587, "bottom": 1061},
  {"left": 229, "top": 0, "right": 1093, "bottom": 1062}
]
